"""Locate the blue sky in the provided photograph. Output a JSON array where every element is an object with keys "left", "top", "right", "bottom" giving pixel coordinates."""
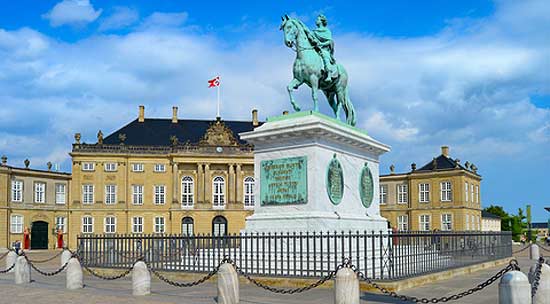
[{"left": 0, "top": 0, "right": 549, "bottom": 220}]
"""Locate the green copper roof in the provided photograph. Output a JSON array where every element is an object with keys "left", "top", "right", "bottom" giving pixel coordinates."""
[{"left": 266, "top": 111, "right": 368, "bottom": 135}]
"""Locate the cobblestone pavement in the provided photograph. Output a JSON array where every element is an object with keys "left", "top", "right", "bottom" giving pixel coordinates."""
[{"left": 0, "top": 246, "right": 536, "bottom": 304}]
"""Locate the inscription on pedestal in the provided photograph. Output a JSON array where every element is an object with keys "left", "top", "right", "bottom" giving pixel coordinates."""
[
  {"left": 260, "top": 156, "right": 307, "bottom": 205},
  {"left": 359, "top": 163, "right": 374, "bottom": 208},
  {"left": 326, "top": 154, "right": 344, "bottom": 205}
]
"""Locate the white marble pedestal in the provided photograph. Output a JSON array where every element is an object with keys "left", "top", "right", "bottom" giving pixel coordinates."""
[{"left": 240, "top": 111, "right": 391, "bottom": 233}]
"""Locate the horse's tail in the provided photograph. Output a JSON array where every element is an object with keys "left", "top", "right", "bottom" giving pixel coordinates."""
[{"left": 342, "top": 89, "right": 357, "bottom": 126}]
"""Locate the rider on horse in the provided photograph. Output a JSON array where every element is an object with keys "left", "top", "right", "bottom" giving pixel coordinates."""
[{"left": 311, "top": 15, "right": 338, "bottom": 82}]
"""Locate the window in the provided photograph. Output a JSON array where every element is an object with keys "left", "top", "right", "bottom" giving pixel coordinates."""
[
  {"left": 182, "top": 217, "right": 194, "bottom": 236},
  {"left": 419, "top": 183, "right": 430, "bottom": 203},
  {"left": 10, "top": 215, "right": 23, "bottom": 233},
  {"left": 470, "top": 184, "right": 474, "bottom": 204},
  {"left": 104, "top": 162, "right": 117, "bottom": 172},
  {"left": 181, "top": 176, "right": 194, "bottom": 207},
  {"left": 104, "top": 216, "right": 116, "bottom": 233},
  {"left": 82, "top": 162, "right": 95, "bottom": 171},
  {"left": 475, "top": 186, "right": 479, "bottom": 204},
  {"left": 105, "top": 185, "right": 117, "bottom": 205},
  {"left": 82, "top": 216, "right": 94, "bottom": 233},
  {"left": 465, "top": 183, "right": 469, "bottom": 202},
  {"left": 212, "top": 176, "right": 226, "bottom": 208},
  {"left": 55, "top": 184, "right": 66, "bottom": 204},
  {"left": 465, "top": 214, "right": 470, "bottom": 231},
  {"left": 131, "top": 163, "right": 144, "bottom": 172},
  {"left": 419, "top": 215, "right": 431, "bottom": 231},
  {"left": 380, "top": 185, "right": 388, "bottom": 204},
  {"left": 154, "top": 164, "right": 166, "bottom": 172},
  {"left": 82, "top": 184, "right": 94, "bottom": 204},
  {"left": 212, "top": 216, "right": 228, "bottom": 236},
  {"left": 440, "top": 181, "right": 452, "bottom": 202},
  {"left": 34, "top": 182, "right": 46, "bottom": 203},
  {"left": 11, "top": 180, "right": 23, "bottom": 202},
  {"left": 397, "top": 184, "right": 408, "bottom": 204},
  {"left": 132, "top": 217, "right": 143, "bottom": 234},
  {"left": 55, "top": 216, "right": 66, "bottom": 233},
  {"left": 132, "top": 185, "right": 143, "bottom": 205},
  {"left": 154, "top": 185, "right": 166, "bottom": 205},
  {"left": 397, "top": 215, "right": 408, "bottom": 231},
  {"left": 244, "top": 177, "right": 255, "bottom": 208},
  {"left": 441, "top": 214, "right": 452, "bottom": 231},
  {"left": 154, "top": 217, "right": 165, "bottom": 233}
]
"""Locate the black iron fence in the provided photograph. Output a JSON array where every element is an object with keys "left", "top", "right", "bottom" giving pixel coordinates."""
[{"left": 77, "top": 231, "right": 512, "bottom": 281}]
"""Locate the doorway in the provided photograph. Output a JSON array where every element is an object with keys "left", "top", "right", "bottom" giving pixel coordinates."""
[{"left": 31, "top": 221, "right": 49, "bottom": 249}]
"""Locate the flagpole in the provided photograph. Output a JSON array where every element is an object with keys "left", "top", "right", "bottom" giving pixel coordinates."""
[{"left": 216, "top": 77, "right": 220, "bottom": 118}]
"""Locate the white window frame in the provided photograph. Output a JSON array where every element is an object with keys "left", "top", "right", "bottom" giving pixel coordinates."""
[
  {"left": 55, "top": 183, "right": 66, "bottom": 204},
  {"left": 475, "top": 185, "right": 479, "bottom": 204},
  {"left": 154, "top": 185, "right": 166, "bottom": 205},
  {"left": 419, "top": 183, "right": 430, "bottom": 203},
  {"left": 105, "top": 184, "right": 117, "bottom": 205},
  {"left": 132, "top": 185, "right": 144, "bottom": 205},
  {"left": 82, "top": 184, "right": 94, "bottom": 204},
  {"left": 11, "top": 180, "right": 23, "bottom": 203},
  {"left": 104, "top": 162, "right": 117, "bottom": 172},
  {"left": 380, "top": 185, "right": 388, "bottom": 204},
  {"left": 440, "top": 181, "right": 452, "bottom": 202},
  {"left": 154, "top": 163, "right": 166, "bottom": 172},
  {"left": 419, "top": 214, "right": 431, "bottom": 231},
  {"left": 465, "top": 214, "right": 470, "bottom": 231},
  {"left": 154, "top": 216, "right": 165, "bottom": 234},
  {"left": 212, "top": 176, "right": 226, "bottom": 209},
  {"left": 397, "top": 215, "right": 408, "bottom": 231},
  {"left": 182, "top": 217, "right": 194, "bottom": 236},
  {"left": 181, "top": 176, "right": 194, "bottom": 208},
  {"left": 82, "top": 216, "right": 94, "bottom": 234},
  {"left": 10, "top": 215, "right": 23, "bottom": 233},
  {"left": 470, "top": 184, "right": 474, "bottom": 204},
  {"left": 55, "top": 216, "right": 66, "bottom": 233},
  {"left": 131, "top": 163, "right": 144, "bottom": 172},
  {"left": 82, "top": 162, "right": 95, "bottom": 171},
  {"left": 441, "top": 214, "right": 452, "bottom": 231},
  {"left": 465, "top": 182, "right": 469, "bottom": 202},
  {"left": 397, "top": 184, "right": 408, "bottom": 204},
  {"left": 34, "top": 182, "right": 46, "bottom": 203},
  {"left": 243, "top": 176, "right": 255, "bottom": 208},
  {"left": 104, "top": 216, "right": 116, "bottom": 234},
  {"left": 132, "top": 217, "right": 143, "bottom": 234}
]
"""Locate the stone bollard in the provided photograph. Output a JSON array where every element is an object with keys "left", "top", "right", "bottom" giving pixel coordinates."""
[
  {"left": 530, "top": 244, "right": 540, "bottom": 260},
  {"left": 217, "top": 263, "right": 239, "bottom": 304},
  {"left": 334, "top": 267, "right": 360, "bottom": 304},
  {"left": 499, "top": 270, "right": 531, "bottom": 304},
  {"left": 66, "top": 257, "right": 83, "bottom": 290},
  {"left": 6, "top": 251, "right": 17, "bottom": 273},
  {"left": 61, "top": 249, "right": 72, "bottom": 269},
  {"left": 529, "top": 262, "right": 550, "bottom": 304},
  {"left": 132, "top": 261, "right": 150, "bottom": 296},
  {"left": 14, "top": 256, "right": 31, "bottom": 284}
]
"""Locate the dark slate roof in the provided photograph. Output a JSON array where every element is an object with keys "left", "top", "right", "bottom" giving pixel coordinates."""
[
  {"left": 417, "top": 155, "right": 467, "bottom": 172},
  {"left": 482, "top": 210, "right": 502, "bottom": 220},
  {"left": 532, "top": 222, "right": 548, "bottom": 229},
  {"left": 103, "top": 118, "right": 258, "bottom": 146}
]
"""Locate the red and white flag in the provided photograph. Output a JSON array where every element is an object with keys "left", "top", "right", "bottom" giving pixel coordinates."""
[{"left": 208, "top": 76, "right": 220, "bottom": 88}]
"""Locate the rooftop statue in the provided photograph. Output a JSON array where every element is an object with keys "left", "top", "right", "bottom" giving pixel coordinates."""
[{"left": 280, "top": 14, "right": 356, "bottom": 126}]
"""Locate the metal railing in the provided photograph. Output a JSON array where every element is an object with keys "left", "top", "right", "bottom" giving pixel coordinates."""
[{"left": 77, "top": 230, "right": 512, "bottom": 281}]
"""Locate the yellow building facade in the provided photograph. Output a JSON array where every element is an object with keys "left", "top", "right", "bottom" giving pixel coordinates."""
[{"left": 380, "top": 146, "right": 482, "bottom": 231}]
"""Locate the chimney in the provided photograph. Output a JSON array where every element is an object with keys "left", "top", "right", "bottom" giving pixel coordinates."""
[
  {"left": 441, "top": 146, "right": 450, "bottom": 157},
  {"left": 172, "top": 106, "right": 178, "bottom": 123},
  {"left": 138, "top": 105, "right": 145, "bottom": 123},
  {"left": 1, "top": 155, "right": 6, "bottom": 166},
  {"left": 252, "top": 109, "right": 259, "bottom": 127}
]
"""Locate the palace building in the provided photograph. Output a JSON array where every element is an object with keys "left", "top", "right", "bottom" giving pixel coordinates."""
[
  {"left": 0, "top": 157, "right": 71, "bottom": 249},
  {"left": 380, "top": 146, "right": 482, "bottom": 231},
  {"left": 67, "top": 106, "right": 259, "bottom": 248}
]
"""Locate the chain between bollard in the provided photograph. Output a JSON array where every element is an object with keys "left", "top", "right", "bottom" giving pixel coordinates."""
[
  {"left": 354, "top": 259, "right": 520, "bottom": 303},
  {"left": 24, "top": 254, "right": 70, "bottom": 276},
  {"left": 513, "top": 243, "right": 532, "bottom": 255},
  {"left": 531, "top": 256, "right": 544, "bottom": 298},
  {"left": 147, "top": 260, "right": 221, "bottom": 287},
  {"left": 0, "top": 263, "right": 15, "bottom": 274},
  {"left": 537, "top": 244, "right": 550, "bottom": 253},
  {"left": 0, "top": 251, "right": 10, "bottom": 261},
  {"left": 26, "top": 250, "right": 64, "bottom": 264}
]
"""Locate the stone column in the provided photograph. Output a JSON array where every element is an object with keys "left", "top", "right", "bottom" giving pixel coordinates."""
[
  {"left": 334, "top": 267, "right": 359, "bottom": 304},
  {"left": 14, "top": 256, "right": 30, "bottom": 284},
  {"left": 66, "top": 257, "right": 83, "bottom": 290},
  {"left": 132, "top": 261, "right": 151, "bottom": 296},
  {"left": 235, "top": 164, "right": 242, "bottom": 206},
  {"left": 530, "top": 244, "right": 540, "bottom": 260},
  {"left": 530, "top": 262, "right": 550, "bottom": 304},
  {"left": 217, "top": 263, "right": 239, "bottom": 304},
  {"left": 6, "top": 251, "right": 17, "bottom": 273},
  {"left": 499, "top": 270, "right": 531, "bottom": 304},
  {"left": 228, "top": 164, "right": 235, "bottom": 205},
  {"left": 197, "top": 163, "right": 204, "bottom": 204},
  {"left": 204, "top": 163, "right": 211, "bottom": 205}
]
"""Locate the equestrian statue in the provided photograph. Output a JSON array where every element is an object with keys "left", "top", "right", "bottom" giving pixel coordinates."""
[{"left": 280, "top": 14, "right": 357, "bottom": 126}]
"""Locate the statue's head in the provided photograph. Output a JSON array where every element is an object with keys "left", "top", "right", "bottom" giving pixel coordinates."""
[
  {"left": 316, "top": 14, "right": 328, "bottom": 27},
  {"left": 280, "top": 15, "right": 297, "bottom": 48}
]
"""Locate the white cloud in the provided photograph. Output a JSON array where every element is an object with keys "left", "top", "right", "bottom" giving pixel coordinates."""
[
  {"left": 43, "top": 0, "right": 102, "bottom": 27},
  {"left": 98, "top": 6, "right": 139, "bottom": 31},
  {"left": 139, "top": 12, "right": 189, "bottom": 29}
]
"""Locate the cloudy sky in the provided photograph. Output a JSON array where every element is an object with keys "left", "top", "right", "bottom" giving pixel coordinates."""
[{"left": 0, "top": 0, "right": 548, "bottom": 220}]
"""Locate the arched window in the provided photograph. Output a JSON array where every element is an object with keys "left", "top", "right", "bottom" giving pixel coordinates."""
[
  {"left": 181, "top": 217, "right": 194, "bottom": 236},
  {"left": 181, "top": 176, "right": 194, "bottom": 207},
  {"left": 212, "top": 176, "right": 225, "bottom": 208},
  {"left": 212, "top": 216, "right": 227, "bottom": 236},
  {"left": 243, "top": 176, "right": 255, "bottom": 208}
]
